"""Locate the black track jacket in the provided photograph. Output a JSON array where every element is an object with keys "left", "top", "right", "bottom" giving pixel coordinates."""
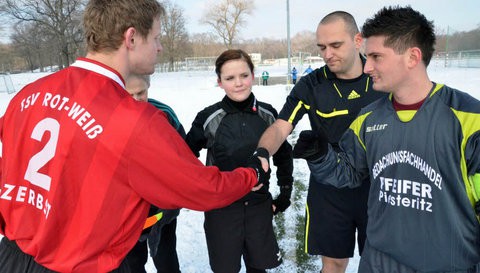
[{"left": 186, "top": 93, "right": 293, "bottom": 202}]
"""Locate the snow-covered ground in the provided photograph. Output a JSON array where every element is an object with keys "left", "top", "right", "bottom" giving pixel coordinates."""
[{"left": 0, "top": 61, "right": 479, "bottom": 272}]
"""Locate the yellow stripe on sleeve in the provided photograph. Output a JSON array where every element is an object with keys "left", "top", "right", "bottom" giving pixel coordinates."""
[{"left": 288, "top": 101, "right": 309, "bottom": 123}]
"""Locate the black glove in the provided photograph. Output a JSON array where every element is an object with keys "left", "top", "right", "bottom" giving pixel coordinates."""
[
  {"left": 272, "top": 185, "right": 292, "bottom": 215},
  {"left": 246, "top": 154, "right": 270, "bottom": 187},
  {"left": 253, "top": 147, "right": 269, "bottom": 160},
  {"left": 292, "top": 130, "right": 328, "bottom": 161}
]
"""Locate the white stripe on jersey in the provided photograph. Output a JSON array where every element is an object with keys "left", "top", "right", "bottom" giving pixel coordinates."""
[{"left": 71, "top": 59, "right": 125, "bottom": 89}]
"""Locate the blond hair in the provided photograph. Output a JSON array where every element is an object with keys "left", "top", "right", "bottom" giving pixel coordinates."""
[{"left": 83, "top": 0, "right": 165, "bottom": 53}]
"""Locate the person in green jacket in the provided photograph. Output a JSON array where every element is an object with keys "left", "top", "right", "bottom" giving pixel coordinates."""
[{"left": 261, "top": 70, "right": 269, "bottom": 86}]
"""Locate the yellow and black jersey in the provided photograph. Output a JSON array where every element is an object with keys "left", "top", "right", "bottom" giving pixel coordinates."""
[{"left": 278, "top": 56, "right": 387, "bottom": 149}]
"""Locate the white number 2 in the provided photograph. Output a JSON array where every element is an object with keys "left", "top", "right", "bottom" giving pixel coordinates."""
[{"left": 24, "top": 118, "right": 60, "bottom": 191}]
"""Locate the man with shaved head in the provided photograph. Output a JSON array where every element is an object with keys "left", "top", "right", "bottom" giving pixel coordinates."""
[{"left": 255, "top": 11, "right": 386, "bottom": 273}]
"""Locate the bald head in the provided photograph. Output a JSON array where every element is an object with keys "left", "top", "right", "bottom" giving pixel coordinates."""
[{"left": 319, "top": 11, "right": 359, "bottom": 38}]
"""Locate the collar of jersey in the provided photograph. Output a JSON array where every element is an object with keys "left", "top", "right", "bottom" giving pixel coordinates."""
[
  {"left": 71, "top": 57, "right": 125, "bottom": 89},
  {"left": 322, "top": 54, "right": 367, "bottom": 81}
]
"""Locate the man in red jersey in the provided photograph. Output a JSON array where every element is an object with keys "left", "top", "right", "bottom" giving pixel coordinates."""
[{"left": 0, "top": 1, "right": 266, "bottom": 272}]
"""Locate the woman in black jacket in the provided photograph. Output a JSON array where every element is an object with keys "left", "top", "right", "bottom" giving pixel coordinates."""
[{"left": 186, "top": 49, "right": 294, "bottom": 273}]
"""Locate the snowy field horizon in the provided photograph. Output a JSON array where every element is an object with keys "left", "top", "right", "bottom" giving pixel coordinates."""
[{"left": 0, "top": 61, "right": 479, "bottom": 272}]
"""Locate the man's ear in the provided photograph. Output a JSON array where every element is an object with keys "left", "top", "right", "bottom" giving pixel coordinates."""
[
  {"left": 217, "top": 78, "right": 223, "bottom": 88},
  {"left": 125, "top": 27, "right": 136, "bottom": 49},
  {"left": 407, "top": 47, "right": 423, "bottom": 68},
  {"left": 354, "top": 33, "right": 363, "bottom": 49}
]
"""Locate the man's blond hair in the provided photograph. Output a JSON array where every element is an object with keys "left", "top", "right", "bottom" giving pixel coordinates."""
[{"left": 83, "top": 0, "right": 165, "bottom": 53}]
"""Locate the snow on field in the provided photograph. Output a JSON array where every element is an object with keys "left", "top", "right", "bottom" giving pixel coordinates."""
[{"left": 0, "top": 61, "right": 479, "bottom": 272}]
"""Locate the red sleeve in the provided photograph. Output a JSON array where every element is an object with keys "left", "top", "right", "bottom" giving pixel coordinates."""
[
  {"left": 127, "top": 111, "right": 257, "bottom": 211},
  {"left": 0, "top": 116, "right": 3, "bottom": 180}
]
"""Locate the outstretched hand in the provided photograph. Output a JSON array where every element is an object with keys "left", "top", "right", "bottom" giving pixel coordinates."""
[
  {"left": 247, "top": 153, "right": 270, "bottom": 191},
  {"left": 292, "top": 130, "right": 329, "bottom": 161}
]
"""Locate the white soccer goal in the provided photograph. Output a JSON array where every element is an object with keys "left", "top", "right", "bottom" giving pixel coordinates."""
[
  {"left": 0, "top": 73, "right": 15, "bottom": 94},
  {"left": 184, "top": 56, "right": 216, "bottom": 72}
]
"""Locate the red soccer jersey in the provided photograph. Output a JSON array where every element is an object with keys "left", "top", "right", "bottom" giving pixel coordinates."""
[{"left": 0, "top": 58, "right": 257, "bottom": 272}]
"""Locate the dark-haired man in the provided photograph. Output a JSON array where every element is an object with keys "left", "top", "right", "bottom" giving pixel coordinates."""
[{"left": 294, "top": 6, "right": 480, "bottom": 272}]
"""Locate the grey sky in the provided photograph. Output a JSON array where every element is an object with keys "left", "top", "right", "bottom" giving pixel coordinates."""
[{"left": 173, "top": 0, "right": 479, "bottom": 40}]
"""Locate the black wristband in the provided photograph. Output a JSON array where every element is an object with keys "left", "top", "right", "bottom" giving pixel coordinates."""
[{"left": 253, "top": 147, "right": 270, "bottom": 159}]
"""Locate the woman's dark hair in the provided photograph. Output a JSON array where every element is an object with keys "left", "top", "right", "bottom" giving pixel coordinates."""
[{"left": 215, "top": 49, "right": 255, "bottom": 79}]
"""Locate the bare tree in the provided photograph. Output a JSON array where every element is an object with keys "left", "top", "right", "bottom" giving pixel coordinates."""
[
  {"left": 292, "top": 30, "right": 317, "bottom": 57},
  {"left": 242, "top": 37, "right": 287, "bottom": 59},
  {"left": 189, "top": 32, "right": 225, "bottom": 57},
  {"left": 1, "top": 0, "right": 86, "bottom": 69},
  {"left": 436, "top": 26, "right": 480, "bottom": 52},
  {"left": 201, "top": 0, "right": 254, "bottom": 49},
  {"left": 0, "top": 44, "right": 18, "bottom": 72},
  {"left": 11, "top": 23, "right": 42, "bottom": 72},
  {"left": 159, "top": 0, "right": 191, "bottom": 71}
]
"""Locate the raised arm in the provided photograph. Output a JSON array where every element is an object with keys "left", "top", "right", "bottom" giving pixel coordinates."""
[{"left": 257, "top": 119, "right": 293, "bottom": 156}]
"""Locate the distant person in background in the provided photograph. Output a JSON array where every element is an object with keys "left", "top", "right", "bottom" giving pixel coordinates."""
[
  {"left": 0, "top": 0, "right": 266, "bottom": 272},
  {"left": 291, "top": 67, "right": 298, "bottom": 84},
  {"left": 293, "top": 6, "right": 480, "bottom": 273},
  {"left": 262, "top": 70, "right": 269, "bottom": 86},
  {"left": 186, "top": 49, "right": 294, "bottom": 273},
  {"left": 303, "top": 65, "right": 314, "bottom": 75},
  {"left": 255, "top": 11, "right": 386, "bottom": 273},
  {"left": 124, "top": 74, "right": 183, "bottom": 273}
]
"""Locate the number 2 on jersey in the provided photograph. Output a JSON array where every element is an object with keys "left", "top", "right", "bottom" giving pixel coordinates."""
[{"left": 24, "top": 118, "right": 60, "bottom": 191}]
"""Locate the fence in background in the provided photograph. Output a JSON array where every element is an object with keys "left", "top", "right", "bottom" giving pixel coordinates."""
[
  {"left": 433, "top": 49, "right": 480, "bottom": 68},
  {"left": 155, "top": 49, "right": 480, "bottom": 75}
]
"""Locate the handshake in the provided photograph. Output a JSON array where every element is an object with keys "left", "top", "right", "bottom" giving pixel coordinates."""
[
  {"left": 247, "top": 129, "right": 328, "bottom": 187},
  {"left": 247, "top": 148, "right": 271, "bottom": 188},
  {"left": 247, "top": 147, "right": 292, "bottom": 214},
  {"left": 246, "top": 129, "right": 328, "bottom": 214}
]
